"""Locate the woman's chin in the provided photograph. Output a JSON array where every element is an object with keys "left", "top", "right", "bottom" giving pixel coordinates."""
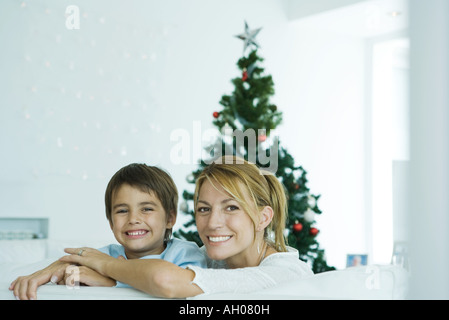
[{"left": 205, "top": 247, "right": 230, "bottom": 261}]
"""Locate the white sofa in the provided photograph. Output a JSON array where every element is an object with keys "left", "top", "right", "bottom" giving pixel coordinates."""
[{"left": 0, "top": 239, "right": 409, "bottom": 300}]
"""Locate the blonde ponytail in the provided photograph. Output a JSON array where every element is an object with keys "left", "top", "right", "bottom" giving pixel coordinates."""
[{"left": 260, "top": 172, "right": 288, "bottom": 252}]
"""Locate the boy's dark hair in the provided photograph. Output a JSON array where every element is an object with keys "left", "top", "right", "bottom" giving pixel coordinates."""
[{"left": 105, "top": 163, "right": 178, "bottom": 240}]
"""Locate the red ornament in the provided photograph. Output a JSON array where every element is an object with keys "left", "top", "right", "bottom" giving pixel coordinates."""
[
  {"left": 242, "top": 70, "right": 248, "bottom": 82},
  {"left": 213, "top": 111, "right": 220, "bottom": 119},
  {"left": 293, "top": 222, "right": 303, "bottom": 233},
  {"left": 309, "top": 227, "right": 319, "bottom": 236},
  {"left": 258, "top": 134, "right": 267, "bottom": 142}
]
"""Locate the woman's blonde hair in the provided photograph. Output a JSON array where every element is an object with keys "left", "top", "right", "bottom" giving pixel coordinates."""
[{"left": 194, "top": 155, "right": 288, "bottom": 252}]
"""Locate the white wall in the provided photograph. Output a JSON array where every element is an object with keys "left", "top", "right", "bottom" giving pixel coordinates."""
[
  {"left": 409, "top": 0, "right": 449, "bottom": 299},
  {"left": 275, "top": 0, "right": 408, "bottom": 268},
  {"left": 0, "top": 0, "right": 409, "bottom": 271},
  {"left": 275, "top": 22, "right": 366, "bottom": 269},
  {"left": 0, "top": 0, "right": 287, "bottom": 242}
]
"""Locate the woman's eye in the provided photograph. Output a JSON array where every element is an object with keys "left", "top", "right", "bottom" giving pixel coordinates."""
[
  {"left": 226, "top": 205, "right": 239, "bottom": 212},
  {"left": 196, "top": 207, "right": 210, "bottom": 214}
]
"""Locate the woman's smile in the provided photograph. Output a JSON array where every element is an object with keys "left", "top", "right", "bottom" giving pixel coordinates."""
[{"left": 207, "top": 235, "right": 233, "bottom": 244}]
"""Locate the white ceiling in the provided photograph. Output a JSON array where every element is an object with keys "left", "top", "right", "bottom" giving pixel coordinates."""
[
  {"left": 284, "top": 0, "right": 408, "bottom": 38},
  {"left": 283, "top": 0, "right": 369, "bottom": 20}
]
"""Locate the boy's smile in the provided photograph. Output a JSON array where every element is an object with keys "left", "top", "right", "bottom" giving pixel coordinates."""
[
  {"left": 125, "top": 229, "right": 149, "bottom": 238},
  {"left": 110, "top": 183, "right": 176, "bottom": 259}
]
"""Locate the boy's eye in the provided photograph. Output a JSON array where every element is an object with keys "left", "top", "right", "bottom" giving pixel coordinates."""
[
  {"left": 142, "top": 207, "right": 154, "bottom": 212},
  {"left": 115, "top": 209, "right": 128, "bottom": 214}
]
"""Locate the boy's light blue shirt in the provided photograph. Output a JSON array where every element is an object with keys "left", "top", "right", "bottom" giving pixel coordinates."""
[{"left": 98, "top": 238, "right": 207, "bottom": 288}]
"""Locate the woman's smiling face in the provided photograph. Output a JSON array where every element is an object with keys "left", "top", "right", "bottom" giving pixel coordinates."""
[{"left": 195, "top": 179, "right": 259, "bottom": 268}]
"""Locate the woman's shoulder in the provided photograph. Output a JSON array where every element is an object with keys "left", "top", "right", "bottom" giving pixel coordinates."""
[
  {"left": 261, "top": 246, "right": 314, "bottom": 276},
  {"left": 264, "top": 246, "right": 299, "bottom": 260}
]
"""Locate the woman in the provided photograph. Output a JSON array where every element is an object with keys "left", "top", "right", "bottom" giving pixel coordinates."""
[{"left": 14, "top": 156, "right": 313, "bottom": 298}]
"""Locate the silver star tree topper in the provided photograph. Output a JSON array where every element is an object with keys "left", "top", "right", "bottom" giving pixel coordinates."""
[{"left": 235, "top": 21, "right": 262, "bottom": 53}]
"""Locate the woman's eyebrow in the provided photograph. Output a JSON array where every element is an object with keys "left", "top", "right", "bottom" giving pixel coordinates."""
[
  {"left": 197, "top": 199, "right": 235, "bottom": 206},
  {"left": 197, "top": 200, "right": 210, "bottom": 206}
]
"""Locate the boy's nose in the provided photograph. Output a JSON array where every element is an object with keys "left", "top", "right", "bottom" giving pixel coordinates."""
[{"left": 128, "top": 211, "right": 141, "bottom": 224}]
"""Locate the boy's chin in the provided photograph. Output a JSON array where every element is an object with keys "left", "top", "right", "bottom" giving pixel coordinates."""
[{"left": 123, "top": 240, "right": 167, "bottom": 257}]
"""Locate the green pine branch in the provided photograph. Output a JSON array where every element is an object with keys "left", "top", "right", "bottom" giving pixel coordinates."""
[{"left": 175, "top": 49, "right": 335, "bottom": 273}]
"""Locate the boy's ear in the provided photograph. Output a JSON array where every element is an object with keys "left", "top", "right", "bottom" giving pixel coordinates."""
[
  {"left": 257, "top": 206, "right": 274, "bottom": 231},
  {"left": 166, "top": 210, "right": 177, "bottom": 229},
  {"left": 109, "top": 219, "right": 114, "bottom": 230}
]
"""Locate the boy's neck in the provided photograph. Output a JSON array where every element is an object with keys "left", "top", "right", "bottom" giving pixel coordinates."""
[{"left": 124, "top": 243, "right": 167, "bottom": 259}]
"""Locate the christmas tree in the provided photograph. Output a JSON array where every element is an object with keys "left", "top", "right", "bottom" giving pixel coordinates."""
[{"left": 175, "top": 22, "right": 335, "bottom": 273}]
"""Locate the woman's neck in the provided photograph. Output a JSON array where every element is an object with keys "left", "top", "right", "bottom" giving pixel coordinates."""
[{"left": 225, "top": 241, "right": 272, "bottom": 269}]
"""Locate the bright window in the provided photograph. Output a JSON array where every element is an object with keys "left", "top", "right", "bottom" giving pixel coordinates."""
[{"left": 371, "top": 37, "right": 409, "bottom": 264}]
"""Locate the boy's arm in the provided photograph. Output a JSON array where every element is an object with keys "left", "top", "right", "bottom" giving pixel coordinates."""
[
  {"left": 105, "top": 258, "right": 203, "bottom": 298},
  {"left": 60, "top": 247, "right": 203, "bottom": 298},
  {"left": 9, "top": 260, "right": 69, "bottom": 300}
]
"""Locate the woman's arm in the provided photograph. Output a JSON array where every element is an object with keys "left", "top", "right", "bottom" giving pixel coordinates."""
[
  {"left": 186, "top": 252, "right": 313, "bottom": 295},
  {"left": 62, "top": 265, "right": 117, "bottom": 287},
  {"left": 59, "top": 247, "right": 203, "bottom": 298}
]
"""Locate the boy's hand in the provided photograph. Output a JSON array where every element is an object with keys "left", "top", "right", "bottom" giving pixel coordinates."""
[
  {"left": 59, "top": 247, "right": 117, "bottom": 275},
  {"left": 63, "top": 265, "right": 117, "bottom": 287},
  {"left": 9, "top": 260, "right": 69, "bottom": 300}
]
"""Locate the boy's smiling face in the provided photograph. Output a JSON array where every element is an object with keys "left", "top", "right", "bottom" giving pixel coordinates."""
[{"left": 109, "top": 183, "right": 176, "bottom": 259}]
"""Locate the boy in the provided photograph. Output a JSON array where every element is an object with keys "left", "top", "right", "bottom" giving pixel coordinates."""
[
  {"left": 96, "top": 163, "right": 206, "bottom": 287},
  {"left": 10, "top": 163, "right": 206, "bottom": 298}
]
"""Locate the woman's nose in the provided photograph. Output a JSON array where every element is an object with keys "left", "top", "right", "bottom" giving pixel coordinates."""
[{"left": 207, "top": 209, "right": 224, "bottom": 229}]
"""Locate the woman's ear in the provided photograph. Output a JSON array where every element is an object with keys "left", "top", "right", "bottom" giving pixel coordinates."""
[{"left": 258, "top": 206, "right": 274, "bottom": 231}]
